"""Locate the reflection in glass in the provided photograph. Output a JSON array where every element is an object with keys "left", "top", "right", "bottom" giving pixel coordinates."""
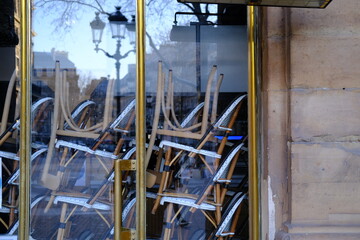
[
  {"left": 0, "top": 0, "right": 249, "bottom": 239},
  {"left": 90, "top": 12, "right": 106, "bottom": 46},
  {"left": 108, "top": 7, "right": 128, "bottom": 39}
]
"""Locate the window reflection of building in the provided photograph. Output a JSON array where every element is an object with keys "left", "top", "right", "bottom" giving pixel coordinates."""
[
  {"left": 141, "top": 23, "right": 247, "bottom": 136},
  {"left": 32, "top": 49, "right": 82, "bottom": 110},
  {"left": 116, "top": 64, "right": 136, "bottom": 95}
]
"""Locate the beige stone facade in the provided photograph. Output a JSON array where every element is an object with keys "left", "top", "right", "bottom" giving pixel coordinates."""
[{"left": 262, "top": 1, "right": 360, "bottom": 239}]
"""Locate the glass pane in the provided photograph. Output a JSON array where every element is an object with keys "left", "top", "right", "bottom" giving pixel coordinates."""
[
  {"left": 32, "top": 1, "right": 137, "bottom": 239},
  {"left": 0, "top": 0, "right": 21, "bottom": 236},
  {"left": 0, "top": 1, "right": 249, "bottom": 239},
  {"left": 144, "top": 2, "right": 249, "bottom": 239}
]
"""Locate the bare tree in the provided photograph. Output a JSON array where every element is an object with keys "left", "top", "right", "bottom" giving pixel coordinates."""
[
  {"left": 33, "top": 0, "right": 214, "bottom": 90},
  {"left": 34, "top": 0, "right": 212, "bottom": 33}
]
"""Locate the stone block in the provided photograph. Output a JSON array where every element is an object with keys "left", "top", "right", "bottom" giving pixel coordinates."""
[
  {"left": 290, "top": 35, "right": 360, "bottom": 89},
  {"left": 290, "top": 142, "right": 360, "bottom": 224},
  {"left": 291, "top": 182, "right": 360, "bottom": 222},
  {"left": 291, "top": 142, "right": 360, "bottom": 184},
  {"left": 265, "top": 37, "right": 288, "bottom": 91},
  {"left": 290, "top": 0, "right": 360, "bottom": 37},
  {"left": 289, "top": 234, "right": 360, "bottom": 240},
  {"left": 276, "top": 231, "right": 360, "bottom": 240},
  {"left": 291, "top": 89, "right": 360, "bottom": 141},
  {"left": 265, "top": 90, "right": 290, "bottom": 228},
  {"left": 266, "top": 7, "right": 286, "bottom": 38},
  {"left": 267, "top": 90, "right": 288, "bottom": 146}
]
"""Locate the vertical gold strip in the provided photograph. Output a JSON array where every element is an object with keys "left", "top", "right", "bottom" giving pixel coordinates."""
[
  {"left": 248, "top": 5, "right": 260, "bottom": 240},
  {"left": 114, "top": 160, "right": 122, "bottom": 240},
  {"left": 19, "top": 0, "right": 31, "bottom": 239},
  {"left": 135, "top": 0, "right": 146, "bottom": 239}
]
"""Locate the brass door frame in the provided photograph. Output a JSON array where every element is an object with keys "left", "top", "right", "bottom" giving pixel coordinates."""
[
  {"left": 248, "top": 5, "right": 261, "bottom": 240},
  {"left": 135, "top": 0, "right": 147, "bottom": 239},
  {"left": 19, "top": 0, "right": 32, "bottom": 239}
]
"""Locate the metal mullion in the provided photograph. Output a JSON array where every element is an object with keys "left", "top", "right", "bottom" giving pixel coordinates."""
[
  {"left": 135, "top": 0, "right": 146, "bottom": 239},
  {"left": 19, "top": 0, "right": 32, "bottom": 239},
  {"left": 248, "top": 5, "right": 260, "bottom": 240}
]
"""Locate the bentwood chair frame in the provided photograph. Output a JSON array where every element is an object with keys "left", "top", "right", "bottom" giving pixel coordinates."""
[
  {"left": 0, "top": 97, "right": 54, "bottom": 147},
  {"left": 145, "top": 61, "right": 224, "bottom": 169},
  {"left": 0, "top": 96, "right": 94, "bottom": 232},
  {"left": 41, "top": 61, "right": 101, "bottom": 191},
  {"left": 53, "top": 193, "right": 113, "bottom": 240},
  {"left": 1, "top": 195, "right": 46, "bottom": 237},
  {"left": 42, "top": 98, "right": 136, "bottom": 217},
  {"left": 0, "top": 96, "right": 53, "bottom": 229},
  {"left": 212, "top": 192, "right": 248, "bottom": 240},
  {"left": 151, "top": 94, "right": 247, "bottom": 216},
  {"left": 190, "top": 192, "right": 248, "bottom": 240},
  {"left": 158, "top": 142, "right": 246, "bottom": 240}
]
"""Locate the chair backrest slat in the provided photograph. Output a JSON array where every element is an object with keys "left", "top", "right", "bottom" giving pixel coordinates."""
[
  {"left": 215, "top": 192, "right": 247, "bottom": 237},
  {"left": 213, "top": 94, "right": 247, "bottom": 130},
  {"left": 213, "top": 143, "right": 244, "bottom": 183}
]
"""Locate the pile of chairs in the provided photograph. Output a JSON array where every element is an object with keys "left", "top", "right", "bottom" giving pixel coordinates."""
[{"left": 0, "top": 61, "right": 248, "bottom": 239}]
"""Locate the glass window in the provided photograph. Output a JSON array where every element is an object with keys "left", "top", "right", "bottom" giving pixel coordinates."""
[
  {"left": 144, "top": 3, "right": 248, "bottom": 239},
  {"left": 0, "top": 1, "right": 249, "bottom": 239}
]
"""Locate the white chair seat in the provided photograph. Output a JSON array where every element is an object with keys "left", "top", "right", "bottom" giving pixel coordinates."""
[
  {"left": 160, "top": 196, "right": 216, "bottom": 211},
  {"left": 54, "top": 196, "right": 111, "bottom": 211}
]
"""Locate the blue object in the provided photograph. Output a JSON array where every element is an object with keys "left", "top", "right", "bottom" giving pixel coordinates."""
[{"left": 215, "top": 136, "right": 243, "bottom": 140}]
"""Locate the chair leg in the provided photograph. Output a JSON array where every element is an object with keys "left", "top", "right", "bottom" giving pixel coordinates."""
[
  {"left": 163, "top": 203, "right": 174, "bottom": 240},
  {"left": 215, "top": 183, "right": 222, "bottom": 225},
  {"left": 180, "top": 210, "right": 196, "bottom": 240},
  {"left": 125, "top": 203, "right": 136, "bottom": 229},
  {"left": 85, "top": 180, "right": 109, "bottom": 208},
  {"left": 8, "top": 159, "right": 19, "bottom": 227},
  {"left": 228, "top": 201, "right": 244, "bottom": 237},
  {"left": 9, "top": 184, "right": 17, "bottom": 227},
  {"left": 189, "top": 184, "right": 214, "bottom": 214},
  {"left": 0, "top": 131, "right": 13, "bottom": 147},
  {"left": 56, "top": 203, "right": 68, "bottom": 240},
  {"left": 44, "top": 194, "right": 56, "bottom": 213},
  {"left": 152, "top": 147, "right": 172, "bottom": 214}
]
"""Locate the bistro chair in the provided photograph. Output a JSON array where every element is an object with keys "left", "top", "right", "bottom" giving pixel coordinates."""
[
  {"left": 212, "top": 192, "right": 248, "bottom": 240},
  {"left": 0, "top": 96, "right": 53, "bottom": 228},
  {"left": 0, "top": 96, "right": 96, "bottom": 232},
  {"left": 157, "top": 142, "right": 247, "bottom": 240},
  {"left": 151, "top": 94, "right": 247, "bottom": 216},
  {"left": 145, "top": 61, "right": 224, "bottom": 169},
  {"left": 40, "top": 61, "right": 99, "bottom": 191},
  {"left": 53, "top": 193, "right": 112, "bottom": 240},
  {"left": 99, "top": 192, "right": 158, "bottom": 240},
  {"left": 189, "top": 192, "right": 248, "bottom": 240},
  {"left": 40, "top": 98, "right": 136, "bottom": 222},
  {"left": 0, "top": 97, "right": 53, "bottom": 147},
  {"left": 0, "top": 195, "right": 46, "bottom": 237}
]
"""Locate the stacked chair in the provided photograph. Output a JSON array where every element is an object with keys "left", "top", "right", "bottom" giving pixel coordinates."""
[
  {"left": 0, "top": 60, "right": 249, "bottom": 239},
  {"left": 0, "top": 95, "right": 53, "bottom": 232},
  {"left": 150, "top": 93, "right": 248, "bottom": 239},
  {"left": 145, "top": 61, "right": 224, "bottom": 169},
  {"left": 37, "top": 62, "right": 137, "bottom": 239}
]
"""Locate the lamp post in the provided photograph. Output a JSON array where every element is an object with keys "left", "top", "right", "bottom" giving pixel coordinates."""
[{"left": 90, "top": 7, "right": 135, "bottom": 84}]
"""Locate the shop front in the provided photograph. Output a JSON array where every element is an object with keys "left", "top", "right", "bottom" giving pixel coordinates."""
[{"left": 0, "top": 0, "right": 335, "bottom": 239}]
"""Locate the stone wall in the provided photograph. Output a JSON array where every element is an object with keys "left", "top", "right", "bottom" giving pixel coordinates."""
[{"left": 262, "top": 1, "right": 360, "bottom": 239}]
